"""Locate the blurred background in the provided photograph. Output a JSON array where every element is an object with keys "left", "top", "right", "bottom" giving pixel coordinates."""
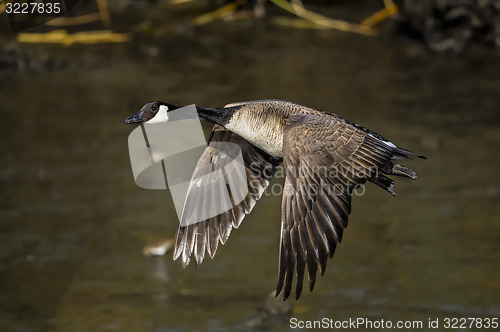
[{"left": 1, "top": 0, "right": 499, "bottom": 331}]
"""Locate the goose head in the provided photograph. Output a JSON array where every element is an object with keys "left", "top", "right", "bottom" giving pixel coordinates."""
[
  {"left": 124, "top": 101, "right": 178, "bottom": 124},
  {"left": 125, "top": 102, "right": 234, "bottom": 127}
]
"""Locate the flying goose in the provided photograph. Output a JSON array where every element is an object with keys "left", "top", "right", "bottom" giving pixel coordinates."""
[{"left": 124, "top": 99, "right": 425, "bottom": 300}]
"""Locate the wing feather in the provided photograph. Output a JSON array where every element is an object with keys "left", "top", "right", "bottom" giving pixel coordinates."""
[
  {"left": 173, "top": 126, "right": 281, "bottom": 267},
  {"left": 276, "top": 114, "right": 418, "bottom": 300}
]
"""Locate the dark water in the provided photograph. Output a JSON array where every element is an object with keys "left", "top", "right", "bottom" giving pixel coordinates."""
[{"left": 1, "top": 13, "right": 500, "bottom": 332}]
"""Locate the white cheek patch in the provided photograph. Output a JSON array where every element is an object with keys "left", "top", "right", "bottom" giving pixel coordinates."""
[{"left": 146, "top": 105, "right": 169, "bottom": 123}]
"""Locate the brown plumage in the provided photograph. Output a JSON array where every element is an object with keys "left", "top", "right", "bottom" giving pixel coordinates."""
[{"left": 125, "top": 99, "right": 425, "bottom": 300}]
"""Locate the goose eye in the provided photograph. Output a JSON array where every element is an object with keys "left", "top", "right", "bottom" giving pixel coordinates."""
[{"left": 151, "top": 106, "right": 157, "bottom": 111}]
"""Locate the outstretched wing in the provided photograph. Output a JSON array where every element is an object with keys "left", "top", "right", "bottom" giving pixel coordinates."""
[
  {"left": 173, "top": 125, "right": 282, "bottom": 267},
  {"left": 276, "top": 114, "right": 417, "bottom": 300}
]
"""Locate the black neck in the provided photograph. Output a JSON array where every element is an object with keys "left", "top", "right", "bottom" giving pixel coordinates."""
[{"left": 196, "top": 106, "right": 234, "bottom": 126}]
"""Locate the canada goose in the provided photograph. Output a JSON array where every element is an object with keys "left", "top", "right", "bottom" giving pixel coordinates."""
[{"left": 124, "top": 99, "right": 425, "bottom": 300}]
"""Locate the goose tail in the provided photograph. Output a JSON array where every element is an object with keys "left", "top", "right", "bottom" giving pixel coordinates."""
[
  {"left": 367, "top": 142, "right": 424, "bottom": 194},
  {"left": 368, "top": 162, "right": 419, "bottom": 195}
]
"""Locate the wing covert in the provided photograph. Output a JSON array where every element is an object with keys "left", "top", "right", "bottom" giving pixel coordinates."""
[{"left": 276, "top": 114, "right": 396, "bottom": 300}]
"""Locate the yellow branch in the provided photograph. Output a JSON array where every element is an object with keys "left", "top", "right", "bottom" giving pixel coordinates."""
[
  {"left": 45, "top": 13, "right": 102, "bottom": 26},
  {"left": 96, "top": 0, "right": 111, "bottom": 28},
  {"left": 269, "top": 0, "right": 375, "bottom": 36},
  {"left": 191, "top": 3, "right": 238, "bottom": 26},
  {"left": 360, "top": 4, "right": 398, "bottom": 27},
  {"left": 271, "top": 16, "right": 329, "bottom": 29},
  {"left": 17, "top": 30, "right": 131, "bottom": 45},
  {"left": 383, "top": 0, "right": 396, "bottom": 8},
  {"left": 170, "top": 0, "right": 195, "bottom": 5}
]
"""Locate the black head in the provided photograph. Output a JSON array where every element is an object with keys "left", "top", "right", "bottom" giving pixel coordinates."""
[{"left": 124, "top": 101, "right": 179, "bottom": 124}]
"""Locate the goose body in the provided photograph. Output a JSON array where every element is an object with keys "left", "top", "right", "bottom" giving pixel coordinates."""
[{"left": 125, "top": 100, "right": 425, "bottom": 300}]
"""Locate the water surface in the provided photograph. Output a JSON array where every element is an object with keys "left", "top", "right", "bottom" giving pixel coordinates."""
[{"left": 1, "top": 14, "right": 499, "bottom": 332}]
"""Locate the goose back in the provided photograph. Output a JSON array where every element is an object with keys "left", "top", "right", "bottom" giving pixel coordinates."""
[{"left": 224, "top": 100, "right": 319, "bottom": 158}]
